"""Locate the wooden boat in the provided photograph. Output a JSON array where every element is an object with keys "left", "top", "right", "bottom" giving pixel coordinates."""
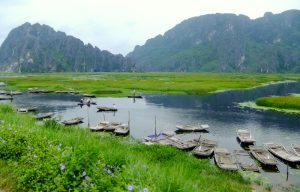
[
  {"left": 167, "top": 137, "right": 198, "bottom": 151},
  {"left": 78, "top": 100, "right": 97, "bottom": 106},
  {"left": 97, "top": 106, "right": 117, "bottom": 112},
  {"left": 114, "top": 124, "right": 129, "bottom": 136},
  {"left": 214, "top": 148, "right": 238, "bottom": 171},
  {"left": 17, "top": 107, "right": 37, "bottom": 113},
  {"left": 264, "top": 143, "right": 300, "bottom": 164},
  {"left": 234, "top": 150, "right": 259, "bottom": 172},
  {"left": 35, "top": 112, "right": 54, "bottom": 120},
  {"left": 62, "top": 117, "right": 84, "bottom": 125},
  {"left": 192, "top": 139, "right": 217, "bottom": 157},
  {"left": 176, "top": 124, "right": 209, "bottom": 132},
  {"left": 236, "top": 129, "right": 256, "bottom": 145},
  {"left": 89, "top": 121, "right": 110, "bottom": 131},
  {"left": 249, "top": 145, "right": 277, "bottom": 167},
  {"left": 291, "top": 144, "right": 300, "bottom": 156}
]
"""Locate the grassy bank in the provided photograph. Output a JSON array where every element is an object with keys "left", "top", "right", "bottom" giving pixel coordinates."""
[
  {"left": 256, "top": 95, "right": 300, "bottom": 111},
  {"left": 0, "top": 72, "right": 299, "bottom": 96},
  {"left": 0, "top": 104, "right": 251, "bottom": 191}
]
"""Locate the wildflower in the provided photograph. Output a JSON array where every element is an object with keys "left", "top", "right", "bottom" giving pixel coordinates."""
[
  {"left": 91, "top": 183, "right": 94, "bottom": 187},
  {"left": 33, "top": 154, "right": 37, "bottom": 159},
  {"left": 127, "top": 184, "right": 134, "bottom": 191},
  {"left": 143, "top": 188, "right": 149, "bottom": 192},
  {"left": 60, "top": 163, "right": 65, "bottom": 171},
  {"left": 82, "top": 171, "right": 87, "bottom": 177},
  {"left": 104, "top": 169, "right": 112, "bottom": 174},
  {"left": 84, "top": 183, "right": 88, "bottom": 188},
  {"left": 85, "top": 176, "right": 89, "bottom": 180},
  {"left": 73, "top": 175, "right": 76, "bottom": 178}
]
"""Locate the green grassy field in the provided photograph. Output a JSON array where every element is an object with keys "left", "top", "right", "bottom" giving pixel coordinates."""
[
  {"left": 0, "top": 72, "right": 299, "bottom": 96},
  {"left": 256, "top": 95, "right": 300, "bottom": 111},
  {"left": 0, "top": 104, "right": 253, "bottom": 191}
]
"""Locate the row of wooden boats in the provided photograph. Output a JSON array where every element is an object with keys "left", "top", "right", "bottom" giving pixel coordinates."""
[{"left": 142, "top": 127, "right": 300, "bottom": 171}]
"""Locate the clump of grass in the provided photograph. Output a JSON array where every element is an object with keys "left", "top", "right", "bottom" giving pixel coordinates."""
[
  {"left": 256, "top": 96, "right": 300, "bottom": 110},
  {"left": 0, "top": 104, "right": 251, "bottom": 191}
]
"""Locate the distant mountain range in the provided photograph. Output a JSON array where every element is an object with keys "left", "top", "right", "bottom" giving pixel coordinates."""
[
  {"left": 0, "top": 23, "right": 133, "bottom": 72},
  {"left": 0, "top": 10, "right": 300, "bottom": 73},
  {"left": 128, "top": 10, "right": 300, "bottom": 72}
]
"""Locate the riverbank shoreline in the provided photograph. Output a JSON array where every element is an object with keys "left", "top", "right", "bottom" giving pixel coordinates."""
[{"left": 239, "top": 101, "right": 300, "bottom": 115}]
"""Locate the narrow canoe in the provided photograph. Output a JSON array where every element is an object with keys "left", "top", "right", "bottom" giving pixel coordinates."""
[
  {"left": 234, "top": 150, "right": 259, "bottom": 172},
  {"left": 176, "top": 124, "right": 209, "bottom": 132},
  {"left": 264, "top": 143, "right": 300, "bottom": 164},
  {"left": 114, "top": 124, "right": 130, "bottom": 136},
  {"left": 192, "top": 139, "right": 217, "bottom": 157},
  {"left": 97, "top": 107, "right": 117, "bottom": 112},
  {"left": 214, "top": 148, "right": 238, "bottom": 171},
  {"left": 35, "top": 112, "right": 54, "bottom": 120},
  {"left": 249, "top": 145, "right": 277, "bottom": 167},
  {"left": 62, "top": 117, "right": 84, "bottom": 125},
  {"left": 291, "top": 144, "right": 300, "bottom": 156},
  {"left": 237, "top": 129, "right": 256, "bottom": 145}
]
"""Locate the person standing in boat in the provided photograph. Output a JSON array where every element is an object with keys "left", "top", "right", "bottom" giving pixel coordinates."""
[{"left": 113, "top": 103, "right": 116, "bottom": 109}]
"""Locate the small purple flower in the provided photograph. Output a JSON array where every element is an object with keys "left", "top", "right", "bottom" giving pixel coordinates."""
[
  {"left": 84, "top": 183, "right": 88, "bottom": 188},
  {"left": 104, "top": 169, "right": 112, "bottom": 174},
  {"left": 82, "top": 171, "right": 86, "bottom": 177},
  {"left": 85, "top": 176, "right": 89, "bottom": 180},
  {"left": 91, "top": 183, "right": 94, "bottom": 187},
  {"left": 60, "top": 163, "right": 65, "bottom": 171},
  {"left": 143, "top": 188, "right": 149, "bottom": 192},
  {"left": 127, "top": 184, "right": 134, "bottom": 191}
]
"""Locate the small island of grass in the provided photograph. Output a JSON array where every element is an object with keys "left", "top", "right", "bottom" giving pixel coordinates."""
[{"left": 239, "top": 95, "right": 300, "bottom": 115}]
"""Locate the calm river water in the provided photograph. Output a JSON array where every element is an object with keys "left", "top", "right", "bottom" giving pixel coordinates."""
[{"left": 2, "top": 81, "right": 300, "bottom": 188}]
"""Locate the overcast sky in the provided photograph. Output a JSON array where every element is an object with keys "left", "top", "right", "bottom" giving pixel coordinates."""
[{"left": 0, "top": 0, "right": 299, "bottom": 55}]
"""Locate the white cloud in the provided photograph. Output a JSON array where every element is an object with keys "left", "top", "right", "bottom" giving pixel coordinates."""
[{"left": 0, "top": 0, "right": 299, "bottom": 55}]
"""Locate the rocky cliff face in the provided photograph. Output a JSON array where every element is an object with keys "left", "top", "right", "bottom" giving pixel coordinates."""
[
  {"left": 128, "top": 10, "right": 300, "bottom": 72},
  {"left": 0, "top": 23, "right": 133, "bottom": 72}
]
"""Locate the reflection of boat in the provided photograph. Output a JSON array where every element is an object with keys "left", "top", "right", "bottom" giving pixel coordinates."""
[
  {"left": 114, "top": 124, "right": 129, "bottom": 136},
  {"left": 192, "top": 139, "right": 217, "bottom": 157},
  {"left": 97, "top": 106, "right": 117, "bottom": 112},
  {"left": 237, "top": 129, "right": 256, "bottom": 145},
  {"left": 62, "top": 117, "right": 84, "bottom": 125},
  {"left": 249, "top": 145, "right": 277, "bottom": 167},
  {"left": 214, "top": 148, "right": 238, "bottom": 171},
  {"left": 264, "top": 143, "right": 300, "bottom": 164},
  {"left": 17, "top": 107, "right": 37, "bottom": 113},
  {"left": 82, "top": 94, "right": 96, "bottom": 98},
  {"left": 128, "top": 95, "right": 143, "bottom": 99},
  {"left": 0, "top": 96, "right": 13, "bottom": 100},
  {"left": 176, "top": 124, "right": 209, "bottom": 132},
  {"left": 234, "top": 150, "right": 259, "bottom": 172},
  {"left": 35, "top": 112, "right": 54, "bottom": 120},
  {"left": 291, "top": 144, "right": 300, "bottom": 156}
]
